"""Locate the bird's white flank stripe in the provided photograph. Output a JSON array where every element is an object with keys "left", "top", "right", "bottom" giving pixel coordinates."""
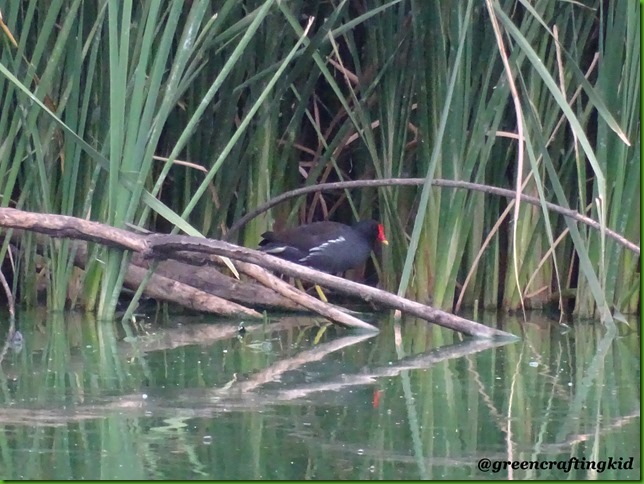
[{"left": 299, "top": 236, "right": 346, "bottom": 262}]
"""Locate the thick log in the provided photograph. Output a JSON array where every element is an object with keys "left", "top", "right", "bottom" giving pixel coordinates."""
[{"left": 130, "top": 254, "right": 301, "bottom": 310}]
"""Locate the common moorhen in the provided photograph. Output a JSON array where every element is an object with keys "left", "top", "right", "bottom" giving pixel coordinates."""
[{"left": 259, "top": 219, "right": 388, "bottom": 273}]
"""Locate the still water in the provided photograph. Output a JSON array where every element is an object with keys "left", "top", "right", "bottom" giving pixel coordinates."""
[{"left": 0, "top": 308, "right": 639, "bottom": 480}]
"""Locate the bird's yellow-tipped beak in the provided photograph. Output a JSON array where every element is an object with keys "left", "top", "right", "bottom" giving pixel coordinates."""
[{"left": 376, "top": 223, "right": 388, "bottom": 246}]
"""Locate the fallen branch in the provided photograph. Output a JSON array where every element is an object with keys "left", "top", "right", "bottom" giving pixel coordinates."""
[
  {"left": 145, "top": 234, "right": 515, "bottom": 339},
  {"left": 7, "top": 232, "right": 302, "bottom": 314},
  {"left": 231, "top": 260, "right": 380, "bottom": 331},
  {"left": 0, "top": 207, "right": 517, "bottom": 338},
  {"left": 0, "top": 208, "right": 379, "bottom": 331}
]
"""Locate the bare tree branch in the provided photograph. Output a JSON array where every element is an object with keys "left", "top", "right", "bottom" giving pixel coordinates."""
[
  {"left": 225, "top": 178, "right": 640, "bottom": 256},
  {"left": 0, "top": 208, "right": 518, "bottom": 338}
]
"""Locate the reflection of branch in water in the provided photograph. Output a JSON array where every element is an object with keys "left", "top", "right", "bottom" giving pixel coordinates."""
[
  {"left": 0, "top": 331, "right": 377, "bottom": 425},
  {"left": 230, "top": 332, "right": 377, "bottom": 394},
  {"left": 0, "top": 336, "right": 509, "bottom": 425},
  {"left": 118, "top": 316, "right": 325, "bottom": 357},
  {"left": 540, "top": 410, "right": 640, "bottom": 452},
  {"left": 248, "top": 337, "right": 512, "bottom": 404},
  {"left": 288, "top": 406, "right": 641, "bottom": 468}
]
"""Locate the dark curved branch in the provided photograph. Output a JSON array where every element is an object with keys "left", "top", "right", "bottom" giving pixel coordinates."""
[{"left": 225, "top": 178, "right": 640, "bottom": 256}]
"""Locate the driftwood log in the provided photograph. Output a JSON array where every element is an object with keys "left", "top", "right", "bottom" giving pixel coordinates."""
[{"left": 0, "top": 207, "right": 517, "bottom": 338}]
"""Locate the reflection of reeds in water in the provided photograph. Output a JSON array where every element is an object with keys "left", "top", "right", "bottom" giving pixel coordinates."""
[{"left": 1, "top": 310, "right": 639, "bottom": 479}]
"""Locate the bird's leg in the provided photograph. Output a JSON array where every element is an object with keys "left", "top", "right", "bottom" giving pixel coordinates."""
[
  {"left": 314, "top": 284, "right": 328, "bottom": 303},
  {"left": 294, "top": 278, "right": 329, "bottom": 303}
]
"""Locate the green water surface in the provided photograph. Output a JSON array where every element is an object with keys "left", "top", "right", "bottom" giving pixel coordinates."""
[{"left": 0, "top": 309, "right": 639, "bottom": 480}]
